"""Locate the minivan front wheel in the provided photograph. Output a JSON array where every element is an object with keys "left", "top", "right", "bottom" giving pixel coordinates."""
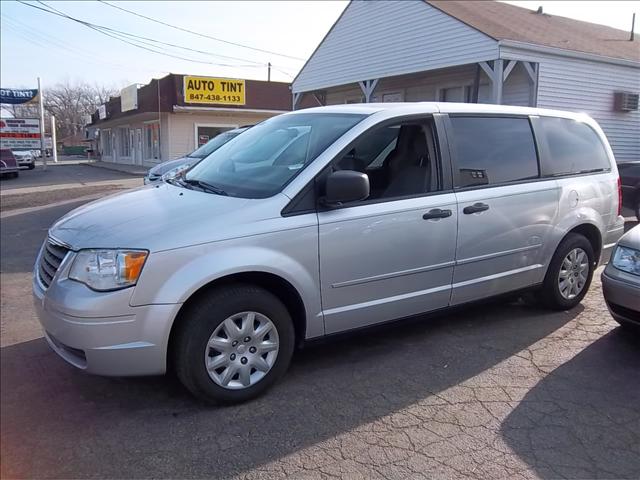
[
  {"left": 538, "top": 233, "right": 595, "bottom": 310},
  {"left": 174, "top": 285, "right": 295, "bottom": 404}
]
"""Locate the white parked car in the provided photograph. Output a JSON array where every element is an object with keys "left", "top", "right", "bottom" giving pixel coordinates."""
[{"left": 12, "top": 150, "right": 35, "bottom": 170}]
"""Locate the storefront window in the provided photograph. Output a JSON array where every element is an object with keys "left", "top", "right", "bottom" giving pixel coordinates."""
[
  {"left": 439, "top": 86, "right": 472, "bottom": 102},
  {"left": 102, "top": 129, "right": 112, "bottom": 156},
  {"left": 118, "top": 128, "right": 131, "bottom": 157},
  {"left": 196, "top": 125, "right": 234, "bottom": 147},
  {"left": 144, "top": 122, "right": 160, "bottom": 160}
]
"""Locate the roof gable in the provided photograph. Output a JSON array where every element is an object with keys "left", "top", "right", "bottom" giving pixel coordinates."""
[
  {"left": 428, "top": 1, "right": 640, "bottom": 62},
  {"left": 293, "top": 0, "right": 498, "bottom": 92}
]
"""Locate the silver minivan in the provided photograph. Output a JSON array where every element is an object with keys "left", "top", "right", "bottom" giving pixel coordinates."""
[{"left": 33, "top": 103, "right": 625, "bottom": 403}]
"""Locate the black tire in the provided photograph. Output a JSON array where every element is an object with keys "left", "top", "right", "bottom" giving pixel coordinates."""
[
  {"left": 537, "top": 233, "right": 595, "bottom": 310},
  {"left": 173, "top": 284, "right": 295, "bottom": 404},
  {"left": 28, "top": 163, "right": 35, "bottom": 170}
]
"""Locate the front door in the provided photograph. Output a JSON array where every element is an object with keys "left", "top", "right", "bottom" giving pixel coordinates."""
[
  {"left": 446, "top": 115, "right": 559, "bottom": 305},
  {"left": 318, "top": 118, "right": 457, "bottom": 334}
]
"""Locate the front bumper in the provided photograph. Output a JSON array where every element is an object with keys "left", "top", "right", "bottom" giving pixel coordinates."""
[
  {"left": 601, "top": 269, "right": 640, "bottom": 325},
  {"left": 600, "top": 216, "right": 626, "bottom": 266},
  {"left": 33, "top": 269, "right": 182, "bottom": 376}
]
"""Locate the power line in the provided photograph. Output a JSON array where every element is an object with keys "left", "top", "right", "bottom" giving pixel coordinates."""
[
  {"left": 40, "top": 1, "right": 267, "bottom": 66},
  {"left": 1, "top": 14, "right": 169, "bottom": 75},
  {"left": 17, "top": 1, "right": 270, "bottom": 69},
  {"left": 97, "top": 0, "right": 306, "bottom": 62},
  {"left": 270, "top": 66, "right": 295, "bottom": 79}
]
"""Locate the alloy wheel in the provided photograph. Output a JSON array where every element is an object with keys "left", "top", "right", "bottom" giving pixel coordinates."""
[{"left": 557, "top": 247, "right": 589, "bottom": 300}]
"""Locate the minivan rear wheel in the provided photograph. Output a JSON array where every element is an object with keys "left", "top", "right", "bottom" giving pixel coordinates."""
[
  {"left": 173, "top": 284, "right": 295, "bottom": 404},
  {"left": 537, "top": 233, "right": 595, "bottom": 310}
]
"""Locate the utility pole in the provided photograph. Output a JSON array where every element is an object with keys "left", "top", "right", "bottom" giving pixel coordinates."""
[
  {"left": 631, "top": 13, "right": 636, "bottom": 41},
  {"left": 268, "top": 62, "right": 271, "bottom": 82},
  {"left": 38, "top": 77, "right": 47, "bottom": 171},
  {"left": 51, "top": 115, "right": 58, "bottom": 163},
  {"left": 157, "top": 78, "right": 161, "bottom": 161}
]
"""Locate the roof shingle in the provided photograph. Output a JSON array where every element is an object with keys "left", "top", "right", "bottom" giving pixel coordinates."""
[{"left": 427, "top": 1, "right": 640, "bottom": 63}]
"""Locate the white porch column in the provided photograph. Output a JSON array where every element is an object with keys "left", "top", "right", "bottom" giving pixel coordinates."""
[
  {"left": 358, "top": 79, "right": 379, "bottom": 103},
  {"left": 522, "top": 61, "right": 539, "bottom": 107},
  {"left": 292, "top": 92, "right": 302, "bottom": 110},
  {"left": 478, "top": 60, "right": 504, "bottom": 105}
]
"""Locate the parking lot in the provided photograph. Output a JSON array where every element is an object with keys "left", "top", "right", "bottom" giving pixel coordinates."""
[{"left": 1, "top": 164, "right": 639, "bottom": 479}]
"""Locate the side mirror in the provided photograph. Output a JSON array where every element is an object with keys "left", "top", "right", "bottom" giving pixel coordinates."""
[{"left": 323, "top": 170, "right": 370, "bottom": 206}]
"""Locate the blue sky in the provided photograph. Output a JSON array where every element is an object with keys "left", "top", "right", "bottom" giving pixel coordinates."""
[{"left": 1, "top": 1, "right": 638, "bottom": 90}]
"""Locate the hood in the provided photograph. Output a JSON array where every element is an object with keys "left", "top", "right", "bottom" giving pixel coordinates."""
[
  {"left": 49, "top": 183, "right": 281, "bottom": 252},
  {"left": 148, "top": 156, "right": 200, "bottom": 176}
]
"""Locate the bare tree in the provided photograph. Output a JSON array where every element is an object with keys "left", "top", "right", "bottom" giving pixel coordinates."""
[
  {"left": 3, "top": 102, "right": 40, "bottom": 120},
  {"left": 44, "top": 81, "right": 119, "bottom": 139},
  {"left": 2, "top": 81, "right": 119, "bottom": 139}
]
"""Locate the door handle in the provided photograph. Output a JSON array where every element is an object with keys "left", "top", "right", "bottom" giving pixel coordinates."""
[
  {"left": 423, "top": 208, "right": 452, "bottom": 220},
  {"left": 463, "top": 203, "right": 490, "bottom": 214}
]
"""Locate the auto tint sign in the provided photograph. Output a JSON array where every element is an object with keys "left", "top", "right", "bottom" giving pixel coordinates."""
[
  {"left": 183, "top": 76, "right": 245, "bottom": 106},
  {"left": 0, "top": 118, "right": 41, "bottom": 149}
]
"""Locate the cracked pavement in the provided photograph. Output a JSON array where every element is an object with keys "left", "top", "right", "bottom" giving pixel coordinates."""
[{"left": 1, "top": 189, "right": 639, "bottom": 479}]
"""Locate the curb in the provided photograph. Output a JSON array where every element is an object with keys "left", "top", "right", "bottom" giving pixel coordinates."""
[{"left": 82, "top": 161, "right": 147, "bottom": 177}]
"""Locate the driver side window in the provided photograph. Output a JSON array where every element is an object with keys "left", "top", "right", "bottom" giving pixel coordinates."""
[{"left": 334, "top": 119, "right": 441, "bottom": 201}]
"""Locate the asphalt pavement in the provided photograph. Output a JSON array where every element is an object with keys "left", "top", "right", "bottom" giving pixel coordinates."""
[{"left": 0, "top": 175, "right": 639, "bottom": 479}]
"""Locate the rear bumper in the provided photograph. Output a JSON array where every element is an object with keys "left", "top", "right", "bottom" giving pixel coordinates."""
[{"left": 601, "top": 270, "right": 640, "bottom": 325}]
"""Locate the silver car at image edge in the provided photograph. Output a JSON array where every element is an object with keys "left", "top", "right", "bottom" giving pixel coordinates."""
[
  {"left": 33, "top": 102, "right": 626, "bottom": 404},
  {"left": 602, "top": 226, "right": 640, "bottom": 328},
  {"left": 143, "top": 127, "right": 249, "bottom": 184}
]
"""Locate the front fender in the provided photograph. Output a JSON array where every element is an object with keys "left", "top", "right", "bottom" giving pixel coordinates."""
[{"left": 130, "top": 225, "right": 323, "bottom": 338}]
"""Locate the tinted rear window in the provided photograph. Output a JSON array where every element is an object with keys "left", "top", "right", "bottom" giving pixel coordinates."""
[
  {"left": 450, "top": 116, "right": 539, "bottom": 188},
  {"left": 538, "top": 117, "right": 610, "bottom": 176}
]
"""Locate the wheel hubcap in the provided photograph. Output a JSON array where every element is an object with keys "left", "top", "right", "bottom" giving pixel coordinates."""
[
  {"left": 204, "top": 311, "right": 279, "bottom": 390},
  {"left": 558, "top": 248, "right": 589, "bottom": 300}
]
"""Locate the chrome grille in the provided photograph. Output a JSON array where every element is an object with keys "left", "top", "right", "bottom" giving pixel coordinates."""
[{"left": 38, "top": 239, "right": 69, "bottom": 289}]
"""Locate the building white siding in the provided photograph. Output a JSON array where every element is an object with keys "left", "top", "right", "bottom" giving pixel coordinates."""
[
  {"left": 293, "top": 0, "right": 498, "bottom": 93},
  {"left": 502, "top": 63, "right": 531, "bottom": 107},
  {"left": 502, "top": 46, "right": 640, "bottom": 161}
]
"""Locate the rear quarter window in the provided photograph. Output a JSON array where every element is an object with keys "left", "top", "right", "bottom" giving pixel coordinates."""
[
  {"left": 449, "top": 116, "right": 539, "bottom": 188},
  {"left": 538, "top": 117, "right": 611, "bottom": 176}
]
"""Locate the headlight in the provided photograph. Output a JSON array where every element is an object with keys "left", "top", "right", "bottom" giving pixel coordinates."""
[
  {"left": 69, "top": 249, "right": 148, "bottom": 291},
  {"left": 611, "top": 245, "right": 640, "bottom": 276},
  {"left": 162, "top": 164, "right": 190, "bottom": 182}
]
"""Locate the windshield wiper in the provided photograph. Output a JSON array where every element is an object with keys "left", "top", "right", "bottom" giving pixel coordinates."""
[
  {"left": 183, "top": 179, "right": 228, "bottom": 196},
  {"left": 164, "top": 176, "right": 190, "bottom": 188}
]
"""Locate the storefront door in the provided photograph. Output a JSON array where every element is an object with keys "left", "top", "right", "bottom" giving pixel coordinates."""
[{"left": 195, "top": 125, "right": 235, "bottom": 148}]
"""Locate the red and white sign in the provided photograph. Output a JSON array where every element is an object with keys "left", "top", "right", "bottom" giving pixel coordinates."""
[{"left": 0, "top": 118, "right": 41, "bottom": 149}]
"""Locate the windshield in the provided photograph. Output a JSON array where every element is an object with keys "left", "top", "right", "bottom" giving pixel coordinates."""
[
  {"left": 185, "top": 113, "right": 366, "bottom": 198},
  {"left": 188, "top": 130, "right": 242, "bottom": 158}
]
